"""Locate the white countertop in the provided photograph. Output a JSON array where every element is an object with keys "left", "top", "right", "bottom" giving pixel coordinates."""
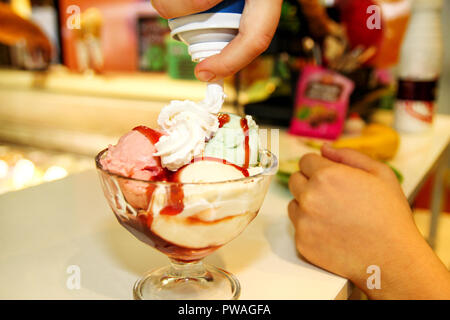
[
  {"left": 389, "top": 115, "right": 450, "bottom": 201},
  {"left": 0, "top": 114, "right": 448, "bottom": 300}
]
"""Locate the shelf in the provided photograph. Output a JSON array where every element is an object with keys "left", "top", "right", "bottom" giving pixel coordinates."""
[{"left": 0, "top": 67, "right": 237, "bottom": 103}]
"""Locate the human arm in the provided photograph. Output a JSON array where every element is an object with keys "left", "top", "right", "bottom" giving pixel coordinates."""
[{"left": 288, "top": 145, "right": 450, "bottom": 299}]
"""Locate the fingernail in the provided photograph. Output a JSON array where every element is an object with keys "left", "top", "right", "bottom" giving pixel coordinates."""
[
  {"left": 196, "top": 70, "right": 215, "bottom": 82},
  {"left": 321, "top": 143, "right": 335, "bottom": 153}
]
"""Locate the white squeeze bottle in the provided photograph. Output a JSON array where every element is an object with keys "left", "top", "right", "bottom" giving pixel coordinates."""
[
  {"left": 167, "top": 0, "right": 245, "bottom": 91},
  {"left": 168, "top": 0, "right": 244, "bottom": 61},
  {"left": 394, "top": 0, "right": 444, "bottom": 133}
]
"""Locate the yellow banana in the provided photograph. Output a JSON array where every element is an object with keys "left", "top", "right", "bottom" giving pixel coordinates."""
[{"left": 333, "top": 124, "right": 400, "bottom": 161}]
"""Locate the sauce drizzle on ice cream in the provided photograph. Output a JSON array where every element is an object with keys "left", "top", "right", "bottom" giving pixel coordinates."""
[
  {"left": 218, "top": 113, "right": 230, "bottom": 128},
  {"left": 240, "top": 118, "right": 250, "bottom": 169},
  {"left": 133, "top": 125, "right": 185, "bottom": 218},
  {"left": 133, "top": 125, "right": 163, "bottom": 145},
  {"left": 160, "top": 184, "right": 185, "bottom": 216}
]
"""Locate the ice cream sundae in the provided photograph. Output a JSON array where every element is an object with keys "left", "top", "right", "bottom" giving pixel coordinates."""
[{"left": 96, "top": 82, "right": 277, "bottom": 300}]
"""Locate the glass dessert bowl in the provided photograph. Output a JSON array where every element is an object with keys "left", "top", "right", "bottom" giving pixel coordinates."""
[{"left": 96, "top": 149, "right": 277, "bottom": 300}]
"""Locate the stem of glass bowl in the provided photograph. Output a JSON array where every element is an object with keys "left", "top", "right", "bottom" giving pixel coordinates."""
[{"left": 163, "top": 259, "right": 213, "bottom": 284}]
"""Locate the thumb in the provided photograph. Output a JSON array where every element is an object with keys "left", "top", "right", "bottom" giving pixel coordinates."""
[{"left": 194, "top": 0, "right": 281, "bottom": 81}]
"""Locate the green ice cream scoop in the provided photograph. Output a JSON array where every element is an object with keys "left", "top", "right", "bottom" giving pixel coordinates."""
[{"left": 205, "top": 113, "right": 259, "bottom": 167}]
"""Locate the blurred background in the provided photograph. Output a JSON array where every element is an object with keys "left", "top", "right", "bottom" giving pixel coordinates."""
[{"left": 0, "top": 0, "right": 448, "bottom": 240}]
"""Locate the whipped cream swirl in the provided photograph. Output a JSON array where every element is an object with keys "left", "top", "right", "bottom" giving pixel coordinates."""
[{"left": 155, "top": 82, "right": 226, "bottom": 171}]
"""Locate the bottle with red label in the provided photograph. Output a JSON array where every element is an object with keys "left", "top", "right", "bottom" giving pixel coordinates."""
[{"left": 394, "top": 0, "right": 443, "bottom": 133}]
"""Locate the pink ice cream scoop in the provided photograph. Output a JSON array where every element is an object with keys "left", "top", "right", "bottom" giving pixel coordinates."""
[
  {"left": 101, "top": 126, "right": 164, "bottom": 181},
  {"left": 100, "top": 126, "right": 164, "bottom": 209}
]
